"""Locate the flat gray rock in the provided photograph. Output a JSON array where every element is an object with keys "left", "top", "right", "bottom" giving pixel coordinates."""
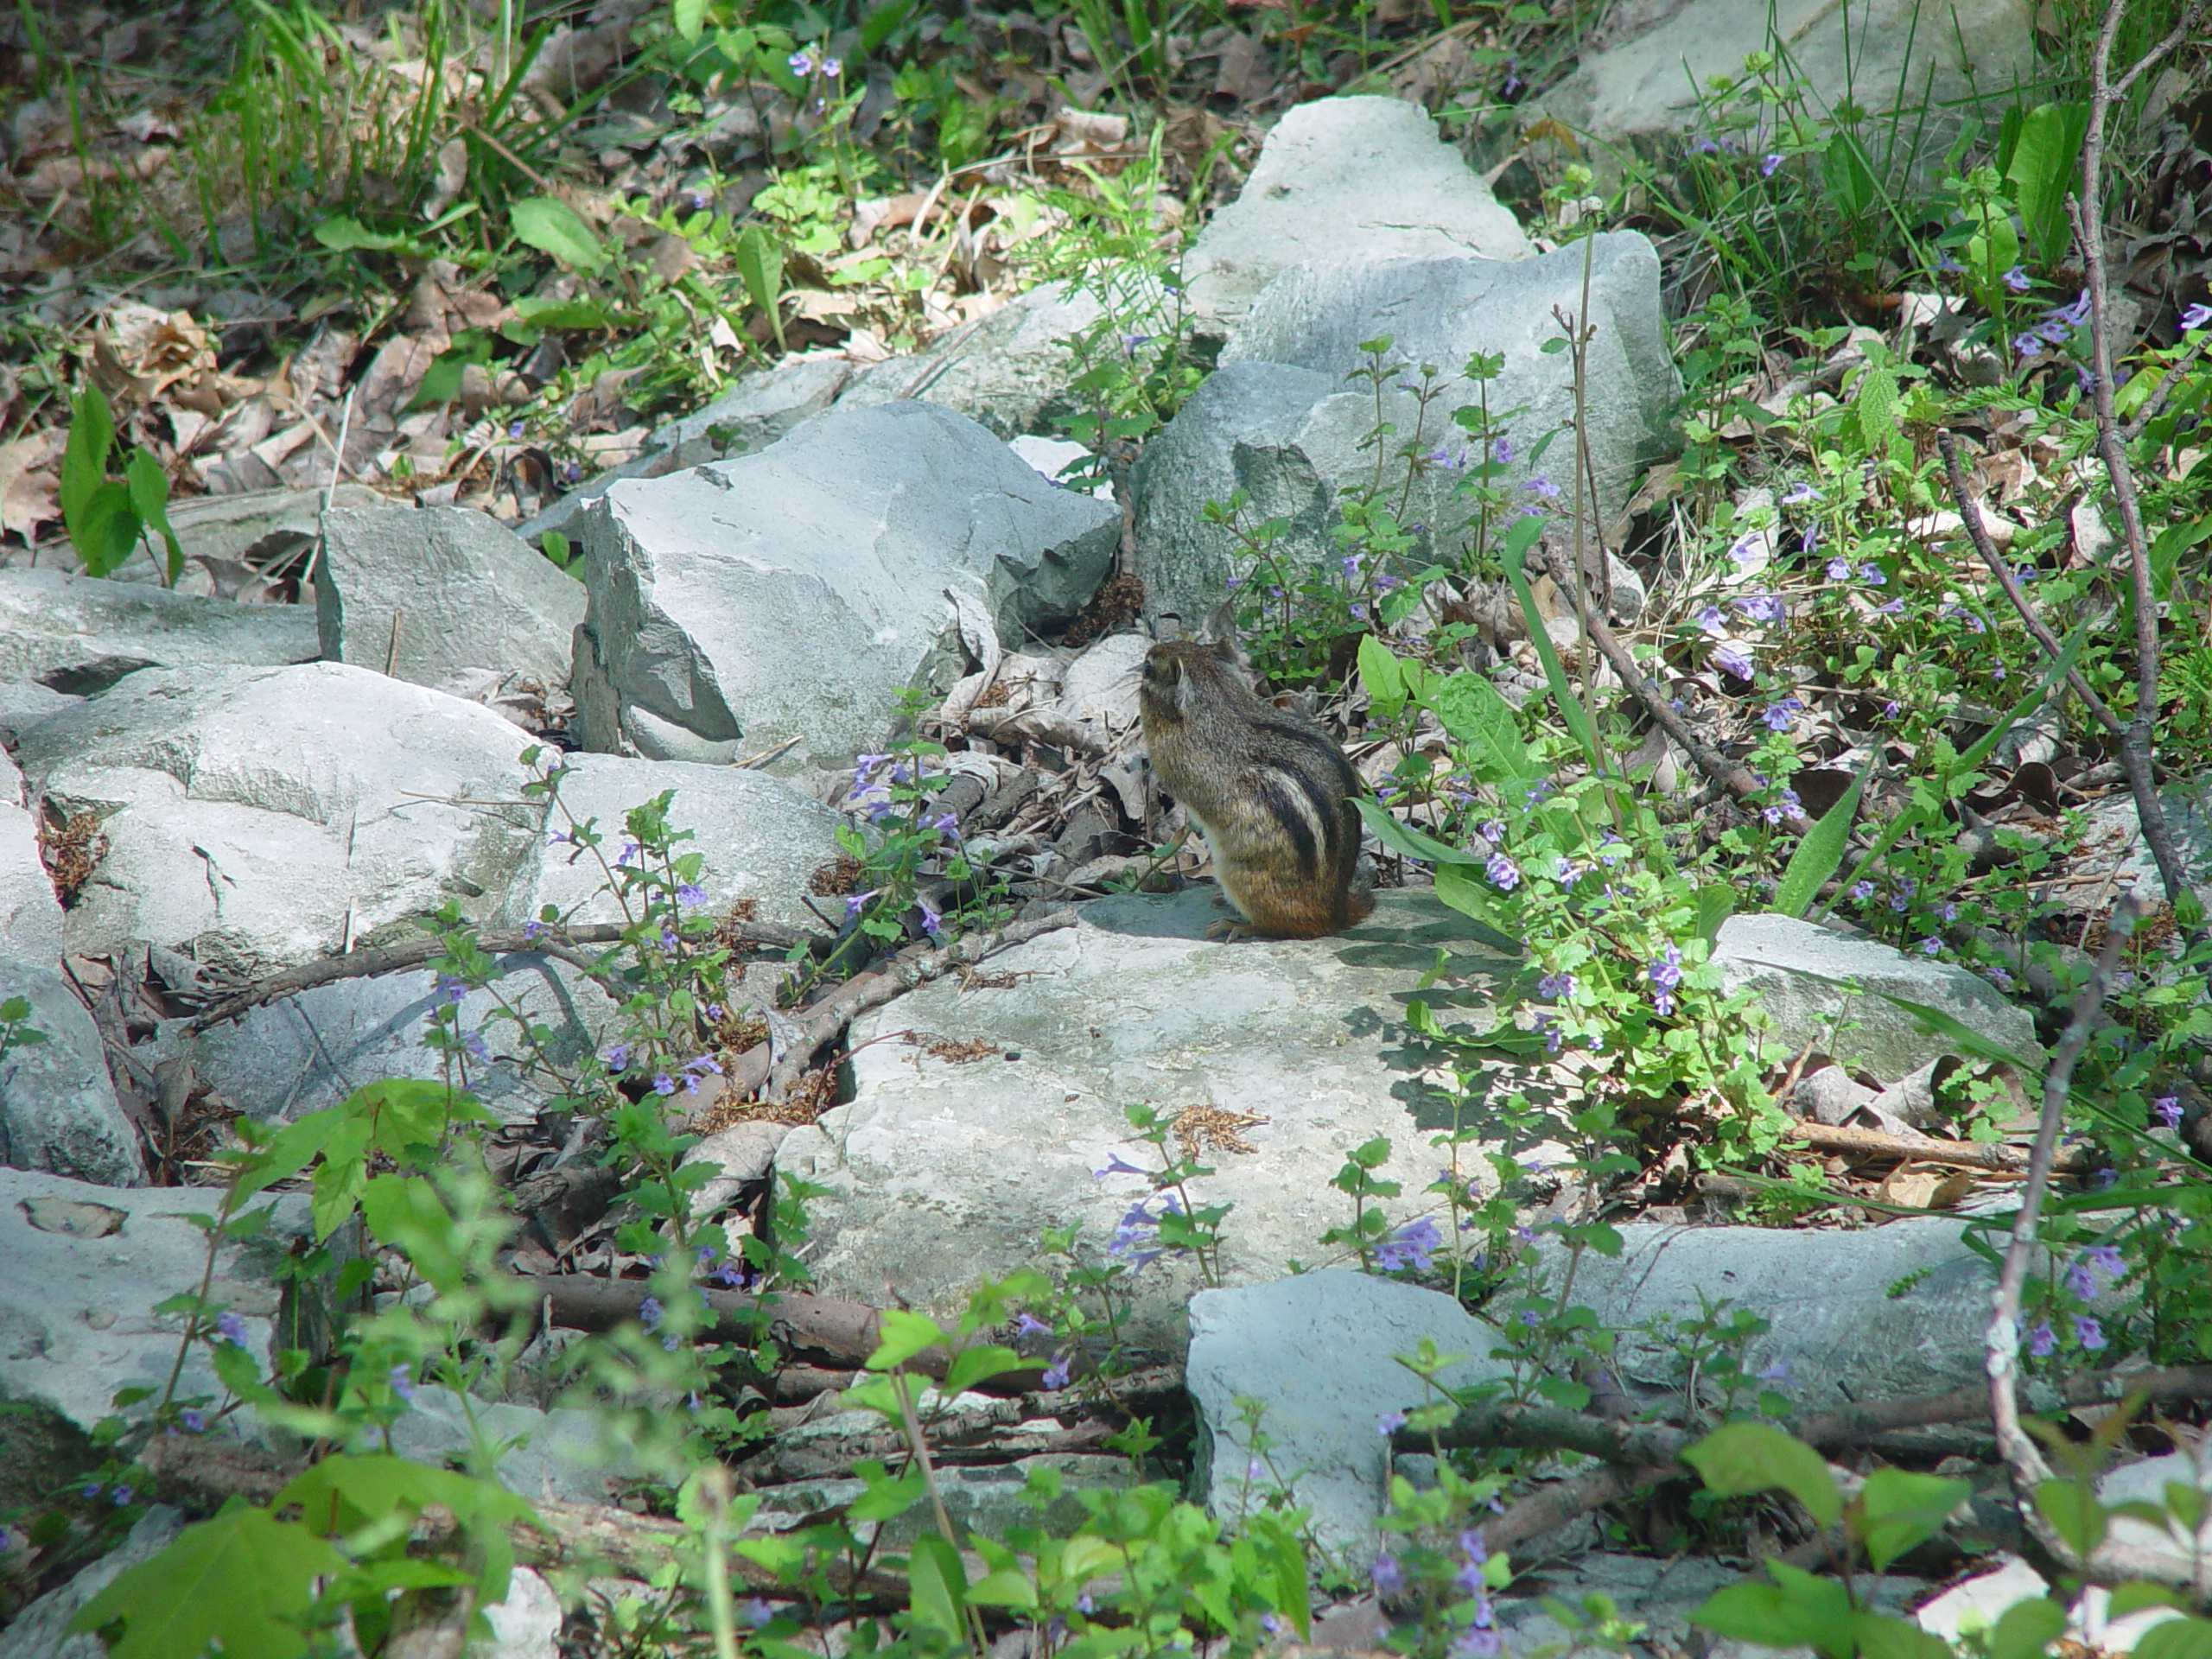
[
  {"left": 0, "top": 1507, "right": 186, "bottom": 1659},
  {"left": 1556, "top": 1219, "right": 1999, "bottom": 1407},
  {"left": 1136, "top": 237, "right": 1677, "bottom": 628},
  {"left": 836, "top": 282, "right": 1110, "bottom": 438},
  {"left": 147, "top": 955, "right": 620, "bottom": 1126},
  {"left": 521, "top": 753, "right": 845, "bottom": 932},
  {"left": 1188, "top": 1270, "right": 1510, "bottom": 1563},
  {"left": 0, "top": 567, "right": 318, "bottom": 695},
  {"left": 1713, "top": 912, "right": 2042, "bottom": 1081},
  {"left": 777, "top": 889, "right": 1527, "bottom": 1347},
  {"left": 16, "top": 664, "right": 542, "bottom": 978},
  {"left": 0, "top": 1169, "right": 315, "bottom": 1513},
  {"left": 1185, "top": 97, "right": 1532, "bottom": 323},
  {"left": 318, "top": 505, "right": 585, "bottom": 690},
  {"left": 571, "top": 400, "right": 1117, "bottom": 767},
  {"left": 1539, "top": 0, "right": 2033, "bottom": 169},
  {"left": 0, "top": 748, "right": 62, "bottom": 967},
  {"left": 516, "top": 356, "right": 853, "bottom": 545},
  {"left": 0, "top": 963, "right": 142, "bottom": 1185}
]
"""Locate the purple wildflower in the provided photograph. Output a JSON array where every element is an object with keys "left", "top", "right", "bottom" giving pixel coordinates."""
[
  {"left": 1485, "top": 851, "right": 1520, "bottom": 892},
  {"left": 2001, "top": 265, "right": 2031, "bottom": 294},
  {"left": 639, "top": 1297, "right": 664, "bottom": 1330},
  {"left": 1714, "top": 644, "right": 1753, "bottom": 679},
  {"left": 1827, "top": 556, "right": 1853, "bottom": 581},
  {"left": 1782, "top": 481, "right": 1821, "bottom": 505},
  {"left": 1376, "top": 1409, "right": 1408, "bottom": 1437},
  {"left": 1762, "top": 696, "right": 1803, "bottom": 733},
  {"left": 1760, "top": 152, "right": 1783, "bottom": 177},
  {"left": 391, "top": 1362, "right": 417, "bottom": 1401},
  {"left": 2027, "top": 1319, "right": 2056, "bottom": 1357},
  {"left": 1370, "top": 1554, "right": 1405, "bottom": 1592},
  {"left": 2154, "top": 1095, "right": 2183, "bottom": 1128},
  {"left": 214, "top": 1311, "right": 249, "bottom": 1346},
  {"left": 2075, "top": 1315, "right": 2107, "bottom": 1351},
  {"left": 1737, "top": 592, "right": 1785, "bottom": 624},
  {"left": 2182, "top": 302, "right": 2212, "bottom": 332}
]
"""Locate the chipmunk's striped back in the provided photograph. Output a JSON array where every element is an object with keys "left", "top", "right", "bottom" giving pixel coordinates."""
[{"left": 1139, "top": 639, "right": 1372, "bottom": 939}]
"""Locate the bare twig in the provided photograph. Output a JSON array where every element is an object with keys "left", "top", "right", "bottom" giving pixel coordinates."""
[
  {"left": 1535, "top": 543, "right": 1768, "bottom": 805},
  {"left": 1987, "top": 897, "right": 2141, "bottom": 1567},
  {"left": 758, "top": 908, "right": 1077, "bottom": 1100},
  {"left": 185, "top": 919, "right": 812, "bottom": 1033},
  {"left": 1787, "top": 1118, "right": 2096, "bottom": 1175}
]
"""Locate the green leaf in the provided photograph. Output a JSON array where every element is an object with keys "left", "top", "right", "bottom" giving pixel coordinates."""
[
  {"left": 1822, "top": 132, "right": 1878, "bottom": 219},
  {"left": 2034, "top": 1477, "right": 2107, "bottom": 1559},
  {"left": 734, "top": 225, "right": 786, "bottom": 352},
  {"left": 848, "top": 1460, "right": 927, "bottom": 1522},
  {"left": 1350, "top": 798, "right": 1484, "bottom": 865},
  {"left": 70, "top": 479, "right": 143, "bottom": 578},
  {"left": 1358, "top": 635, "right": 1407, "bottom": 722},
  {"left": 860, "top": 0, "right": 915, "bottom": 51},
  {"left": 1774, "top": 760, "right": 1867, "bottom": 918},
  {"left": 507, "top": 295, "right": 616, "bottom": 333},
  {"left": 1692, "top": 1569, "right": 1851, "bottom": 1659},
  {"left": 1693, "top": 883, "right": 1735, "bottom": 946},
  {"left": 1498, "top": 519, "right": 1599, "bottom": 763},
  {"left": 123, "top": 449, "right": 184, "bottom": 588},
  {"left": 61, "top": 385, "right": 116, "bottom": 531},
  {"left": 2131, "top": 1618, "right": 2212, "bottom": 1659},
  {"left": 906, "top": 1533, "right": 968, "bottom": 1637},
  {"left": 510, "top": 196, "right": 607, "bottom": 274},
  {"left": 359, "top": 1176, "right": 467, "bottom": 1292},
  {"left": 966, "top": 1567, "right": 1039, "bottom": 1610},
  {"left": 1433, "top": 861, "right": 1514, "bottom": 940},
  {"left": 279, "top": 1455, "right": 535, "bottom": 1609},
  {"left": 315, "top": 216, "right": 429, "bottom": 255},
  {"left": 1682, "top": 1421, "right": 1841, "bottom": 1529},
  {"left": 2005, "top": 103, "right": 2088, "bottom": 269},
  {"left": 69, "top": 1498, "right": 346, "bottom": 1659},
  {"left": 1855, "top": 1468, "right": 1969, "bottom": 1571},
  {"left": 1853, "top": 1609, "right": 1956, "bottom": 1659},
  {"left": 1432, "top": 672, "right": 1531, "bottom": 785},
  {"left": 941, "top": 1343, "right": 1025, "bottom": 1396},
  {"left": 308, "top": 1116, "right": 374, "bottom": 1241},
  {"left": 867, "top": 1308, "right": 947, "bottom": 1371},
  {"left": 1984, "top": 1596, "right": 2068, "bottom": 1659}
]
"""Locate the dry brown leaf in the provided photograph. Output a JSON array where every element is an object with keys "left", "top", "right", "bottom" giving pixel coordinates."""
[{"left": 0, "top": 433, "right": 63, "bottom": 540}]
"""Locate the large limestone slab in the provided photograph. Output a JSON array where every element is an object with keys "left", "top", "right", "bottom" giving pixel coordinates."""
[
  {"left": 1555, "top": 1220, "right": 1999, "bottom": 1408},
  {"left": 1136, "top": 236, "right": 1677, "bottom": 628},
  {"left": 1540, "top": 0, "right": 2035, "bottom": 168},
  {"left": 0, "top": 566, "right": 318, "bottom": 694},
  {"left": 0, "top": 962, "right": 143, "bottom": 1185},
  {"left": 1185, "top": 97, "right": 1533, "bottom": 324},
  {"left": 776, "top": 889, "right": 1525, "bottom": 1347},
  {"left": 15, "top": 664, "right": 542, "bottom": 977},
  {"left": 0, "top": 1169, "right": 315, "bottom": 1513},
  {"left": 836, "top": 282, "right": 1109, "bottom": 439},
  {"left": 0, "top": 747, "right": 63, "bottom": 966},
  {"left": 571, "top": 400, "right": 1118, "bottom": 767},
  {"left": 1713, "top": 912, "right": 2041, "bottom": 1081},
  {"left": 318, "top": 505, "right": 585, "bottom": 690},
  {"left": 148, "top": 955, "right": 620, "bottom": 1127},
  {"left": 1188, "top": 1271, "right": 1511, "bottom": 1563},
  {"left": 521, "top": 753, "right": 845, "bottom": 932}
]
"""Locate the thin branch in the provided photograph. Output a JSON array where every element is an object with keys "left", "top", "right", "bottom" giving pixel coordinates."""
[
  {"left": 757, "top": 908, "right": 1077, "bottom": 1100},
  {"left": 1987, "top": 897, "right": 2141, "bottom": 1565},
  {"left": 185, "top": 919, "right": 812, "bottom": 1033}
]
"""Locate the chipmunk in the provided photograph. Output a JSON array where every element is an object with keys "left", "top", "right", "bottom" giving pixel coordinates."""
[{"left": 1139, "top": 638, "right": 1375, "bottom": 940}]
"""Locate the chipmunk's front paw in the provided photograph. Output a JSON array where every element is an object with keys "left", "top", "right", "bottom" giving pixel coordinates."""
[{"left": 1205, "top": 917, "right": 1255, "bottom": 942}]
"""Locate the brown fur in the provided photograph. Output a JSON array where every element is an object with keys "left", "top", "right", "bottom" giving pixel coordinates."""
[{"left": 1138, "top": 639, "right": 1375, "bottom": 940}]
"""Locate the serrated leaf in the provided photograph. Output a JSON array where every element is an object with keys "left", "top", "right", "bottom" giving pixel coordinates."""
[
  {"left": 1774, "top": 759, "right": 1866, "bottom": 918},
  {"left": 942, "top": 1343, "right": 1025, "bottom": 1396},
  {"left": 1692, "top": 1573, "right": 1849, "bottom": 1657},
  {"left": 1432, "top": 672, "right": 1530, "bottom": 784},
  {"left": 70, "top": 1499, "right": 346, "bottom": 1659},
  {"left": 510, "top": 196, "right": 607, "bottom": 274},
  {"left": 848, "top": 1461, "right": 927, "bottom": 1522},
  {"left": 1682, "top": 1422, "right": 1841, "bottom": 1528}
]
